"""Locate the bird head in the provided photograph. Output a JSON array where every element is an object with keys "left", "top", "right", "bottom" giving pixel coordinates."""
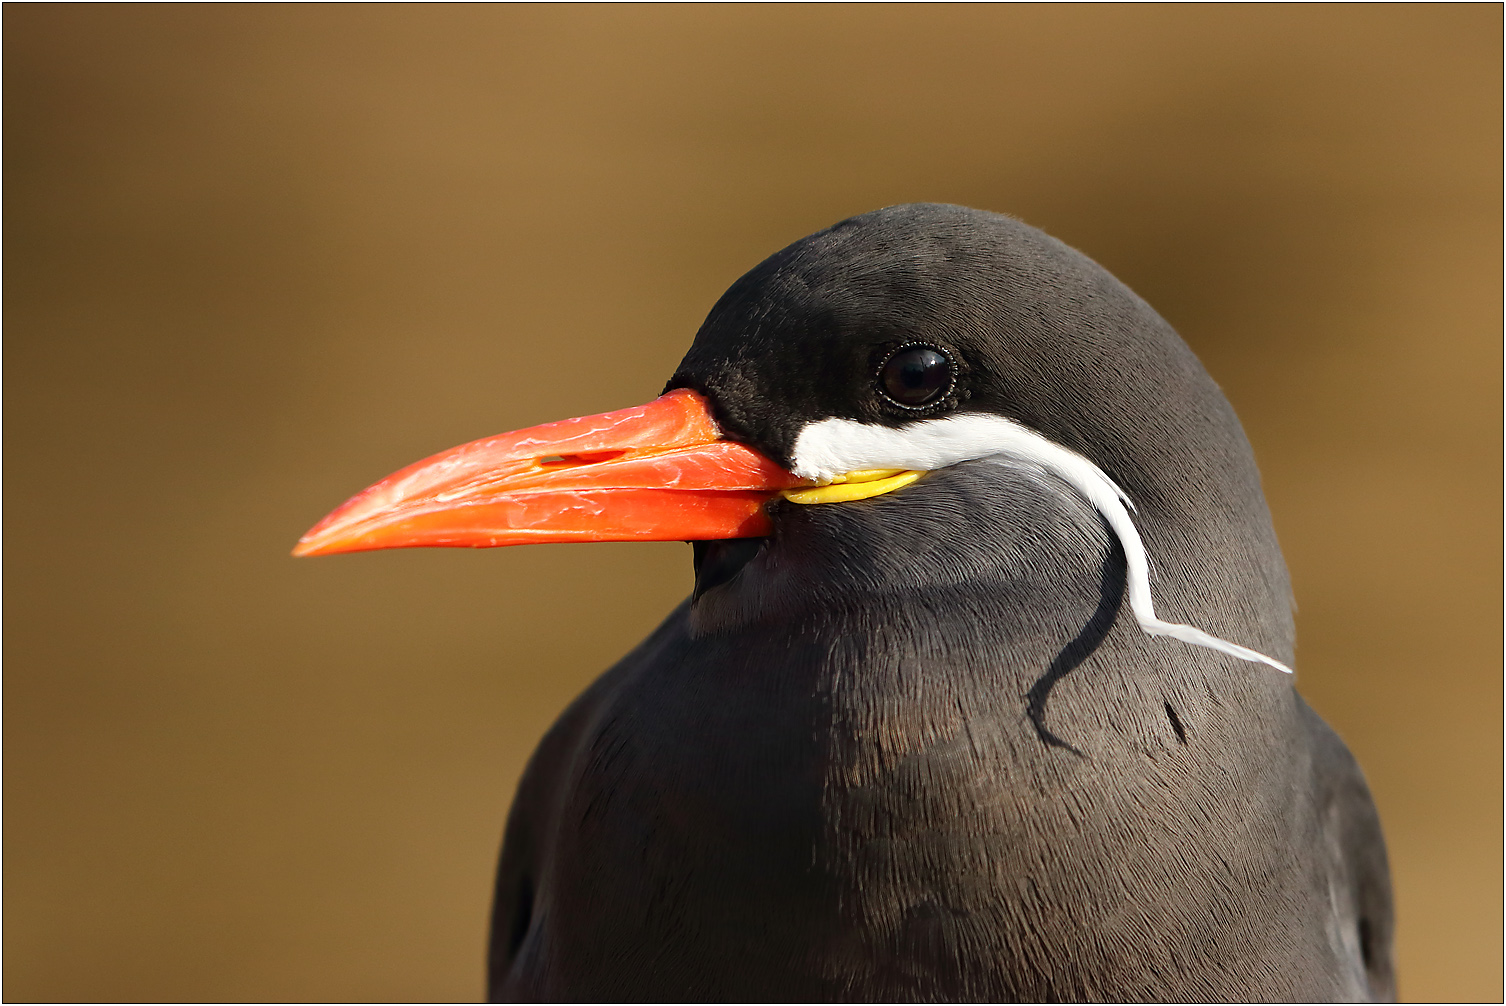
[{"left": 294, "top": 204, "right": 1291, "bottom": 672}]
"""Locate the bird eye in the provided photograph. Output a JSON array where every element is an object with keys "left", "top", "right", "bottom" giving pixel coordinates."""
[{"left": 879, "top": 345, "right": 952, "bottom": 408}]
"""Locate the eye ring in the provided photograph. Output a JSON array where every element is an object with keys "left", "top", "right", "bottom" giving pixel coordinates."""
[{"left": 877, "top": 343, "right": 955, "bottom": 409}]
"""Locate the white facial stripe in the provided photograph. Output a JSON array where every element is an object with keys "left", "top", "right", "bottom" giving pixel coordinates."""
[{"left": 789, "top": 415, "right": 1292, "bottom": 674}]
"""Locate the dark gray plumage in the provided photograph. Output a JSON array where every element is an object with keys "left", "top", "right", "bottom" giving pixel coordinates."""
[{"left": 488, "top": 204, "right": 1393, "bottom": 1002}]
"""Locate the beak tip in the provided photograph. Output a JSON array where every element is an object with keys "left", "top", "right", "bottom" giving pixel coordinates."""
[
  {"left": 294, "top": 506, "right": 362, "bottom": 557},
  {"left": 293, "top": 528, "right": 342, "bottom": 557}
]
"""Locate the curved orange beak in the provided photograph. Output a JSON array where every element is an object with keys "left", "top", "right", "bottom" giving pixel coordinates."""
[{"left": 293, "top": 389, "right": 804, "bottom": 557}]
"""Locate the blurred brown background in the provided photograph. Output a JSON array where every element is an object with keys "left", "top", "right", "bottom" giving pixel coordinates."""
[{"left": 5, "top": 5, "right": 1500, "bottom": 1002}]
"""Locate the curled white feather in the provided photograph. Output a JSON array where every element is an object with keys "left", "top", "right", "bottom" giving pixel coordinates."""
[{"left": 791, "top": 414, "right": 1293, "bottom": 674}]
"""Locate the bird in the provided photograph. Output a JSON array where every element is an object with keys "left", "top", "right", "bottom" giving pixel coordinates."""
[{"left": 295, "top": 204, "right": 1394, "bottom": 1002}]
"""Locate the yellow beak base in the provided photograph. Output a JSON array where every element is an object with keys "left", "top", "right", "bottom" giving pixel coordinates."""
[{"left": 779, "top": 469, "right": 924, "bottom": 505}]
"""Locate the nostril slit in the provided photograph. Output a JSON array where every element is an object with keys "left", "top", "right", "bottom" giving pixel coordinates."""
[
  {"left": 1165, "top": 702, "right": 1188, "bottom": 744},
  {"left": 539, "top": 451, "right": 627, "bottom": 466}
]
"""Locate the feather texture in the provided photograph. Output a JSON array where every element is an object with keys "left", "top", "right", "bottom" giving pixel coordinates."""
[{"left": 792, "top": 413, "right": 1294, "bottom": 673}]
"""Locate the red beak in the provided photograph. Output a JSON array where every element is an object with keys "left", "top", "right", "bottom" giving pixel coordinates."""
[{"left": 293, "top": 389, "right": 804, "bottom": 557}]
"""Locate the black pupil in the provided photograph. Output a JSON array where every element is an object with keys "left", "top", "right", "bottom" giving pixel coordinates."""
[{"left": 881, "top": 347, "right": 951, "bottom": 406}]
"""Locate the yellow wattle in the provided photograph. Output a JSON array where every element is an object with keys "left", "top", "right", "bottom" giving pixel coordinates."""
[{"left": 780, "top": 469, "right": 924, "bottom": 505}]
